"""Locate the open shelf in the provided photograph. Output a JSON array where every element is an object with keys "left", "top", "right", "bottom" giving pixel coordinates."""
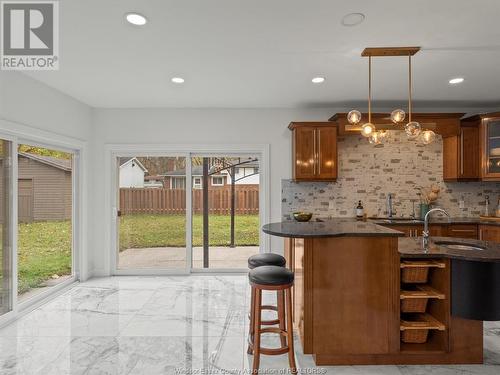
[
  {"left": 400, "top": 260, "right": 446, "bottom": 269},
  {"left": 400, "top": 313, "right": 445, "bottom": 331},
  {"left": 400, "top": 285, "right": 445, "bottom": 300}
]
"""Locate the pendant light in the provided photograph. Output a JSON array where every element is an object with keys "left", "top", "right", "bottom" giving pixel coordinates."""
[
  {"left": 360, "top": 56, "right": 376, "bottom": 137},
  {"left": 404, "top": 53, "right": 422, "bottom": 139}
]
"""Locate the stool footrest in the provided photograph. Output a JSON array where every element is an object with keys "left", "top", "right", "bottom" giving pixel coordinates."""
[
  {"left": 259, "top": 347, "right": 290, "bottom": 356},
  {"left": 260, "top": 327, "right": 287, "bottom": 337},
  {"left": 261, "top": 305, "right": 278, "bottom": 311}
]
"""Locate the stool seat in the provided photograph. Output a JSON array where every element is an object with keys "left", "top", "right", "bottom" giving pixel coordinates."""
[
  {"left": 249, "top": 265, "right": 294, "bottom": 286},
  {"left": 248, "top": 253, "right": 286, "bottom": 269}
]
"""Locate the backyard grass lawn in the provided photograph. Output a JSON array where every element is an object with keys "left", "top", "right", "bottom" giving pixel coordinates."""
[
  {"left": 17, "top": 214, "right": 259, "bottom": 294},
  {"left": 18, "top": 220, "right": 72, "bottom": 294},
  {"left": 119, "top": 214, "right": 259, "bottom": 250}
]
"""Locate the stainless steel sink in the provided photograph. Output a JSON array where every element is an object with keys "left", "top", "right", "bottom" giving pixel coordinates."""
[
  {"left": 376, "top": 218, "right": 423, "bottom": 224},
  {"left": 434, "top": 241, "right": 486, "bottom": 251}
]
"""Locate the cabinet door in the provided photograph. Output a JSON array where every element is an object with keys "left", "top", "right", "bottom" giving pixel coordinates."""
[
  {"left": 459, "top": 126, "right": 480, "bottom": 179},
  {"left": 482, "top": 118, "right": 500, "bottom": 180},
  {"left": 447, "top": 224, "right": 478, "bottom": 239},
  {"left": 479, "top": 225, "right": 500, "bottom": 242},
  {"left": 443, "top": 136, "right": 459, "bottom": 180},
  {"left": 293, "top": 127, "right": 316, "bottom": 179},
  {"left": 316, "top": 126, "right": 337, "bottom": 180}
]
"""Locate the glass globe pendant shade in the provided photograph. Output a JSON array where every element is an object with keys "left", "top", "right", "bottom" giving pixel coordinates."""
[
  {"left": 420, "top": 130, "right": 436, "bottom": 145},
  {"left": 369, "top": 131, "right": 383, "bottom": 145},
  {"left": 361, "top": 123, "right": 376, "bottom": 137},
  {"left": 390, "top": 109, "right": 406, "bottom": 124},
  {"left": 405, "top": 121, "right": 422, "bottom": 139},
  {"left": 347, "top": 110, "right": 362, "bottom": 125}
]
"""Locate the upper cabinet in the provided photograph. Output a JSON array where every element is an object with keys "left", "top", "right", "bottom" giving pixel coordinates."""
[
  {"left": 481, "top": 115, "right": 500, "bottom": 180},
  {"left": 443, "top": 123, "right": 480, "bottom": 181},
  {"left": 444, "top": 112, "right": 500, "bottom": 182},
  {"left": 289, "top": 122, "right": 337, "bottom": 181}
]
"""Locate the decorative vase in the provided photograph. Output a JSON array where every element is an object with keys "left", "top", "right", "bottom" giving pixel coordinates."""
[{"left": 420, "top": 203, "right": 430, "bottom": 220}]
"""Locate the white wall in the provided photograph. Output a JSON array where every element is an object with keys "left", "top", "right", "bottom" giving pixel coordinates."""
[
  {"left": 91, "top": 108, "right": 334, "bottom": 275},
  {"left": 0, "top": 72, "right": 93, "bottom": 280}
]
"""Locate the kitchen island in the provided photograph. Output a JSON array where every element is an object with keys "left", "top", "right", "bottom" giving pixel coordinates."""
[{"left": 262, "top": 219, "right": 493, "bottom": 366}]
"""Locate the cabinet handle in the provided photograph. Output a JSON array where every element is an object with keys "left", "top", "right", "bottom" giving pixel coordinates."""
[
  {"left": 313, "top": 129, "right": 317, "bottom": 175},
  {"left": 450, "top": 229, "right": 476, "bottom": 232},
  {"left": 460, "top": 131, "right": 464, "bottom": 176},
  {"left": 317, "top": 129, "right": 321, "bottom": 175}
]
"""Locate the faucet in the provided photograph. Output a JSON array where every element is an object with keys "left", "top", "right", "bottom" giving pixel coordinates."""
[
  {"left": 386, "top": 193, "right": 394, "bottom": 219},
  {"left": 422, "top": 207, "right": 450, "bottom": 249}
]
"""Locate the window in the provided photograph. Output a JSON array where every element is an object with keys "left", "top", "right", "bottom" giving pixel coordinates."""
[
  {"left": 172, "top": 177, "right": 186, "bottom": 189},
  {"left": 212, "top": 176, "right": 224, "bottom": 186},
  {"left": 235, "top": 168, "right": 240, "bottom": 174},
  {"left": 193, "top": 177, "right": 202, "bottom": 189}
]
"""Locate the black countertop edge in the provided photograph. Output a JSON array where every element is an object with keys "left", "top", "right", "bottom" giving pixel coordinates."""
[
  {"left": 262, "top": 219, "right": 404, "bottom": 239},
  {"left": 399, "top": 237, "right": 500, "bottom": 262},
  {"left": 370, "top": 217, "right": 500, "bottom": 226}
]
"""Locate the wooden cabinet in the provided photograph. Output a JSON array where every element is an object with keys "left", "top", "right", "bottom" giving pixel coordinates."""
[
  {"left": 480, "top": 115, "right": 500, "bottom": 180},
  {"left": 289, "top": 122, "right": 337, "bottom": 181},
  {"left": 443, "top": 124, "right": 480, "bottom": 181},
  {"left": 446, "top": 224, "right": 478, "bottom": 239},
  {"left": 479, "top": 225, "right": 500, "bottom": 242},
  {"left": 444, "top": 112, "right": 500, "bottom": 181}
]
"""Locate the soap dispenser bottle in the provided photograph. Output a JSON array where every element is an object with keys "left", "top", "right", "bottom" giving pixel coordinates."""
[{"left": 356, "top": 200, "right": 364, "bottom": 220}]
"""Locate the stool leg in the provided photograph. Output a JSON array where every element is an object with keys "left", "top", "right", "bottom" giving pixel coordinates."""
[
  {"left": 252, "top": 288, "right": 262, "bottom": 373},
  {"left": 277, "top": 290, "right": 287, "bottom": 348},
  {"left": 247, "top": 286, "right": 255, "bottom": 354},
  {"left": 285, "top": 288, "right": 297, "bottom": 373}
]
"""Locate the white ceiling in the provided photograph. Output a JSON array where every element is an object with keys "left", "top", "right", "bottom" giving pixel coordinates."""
[{"left": 23, "top": 0, "right": 500, "bottom": 108}]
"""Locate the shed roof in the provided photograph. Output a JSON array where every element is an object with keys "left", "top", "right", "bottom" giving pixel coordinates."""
[{"left": 19, "top": 152, "right": 72, "bottom": 172}]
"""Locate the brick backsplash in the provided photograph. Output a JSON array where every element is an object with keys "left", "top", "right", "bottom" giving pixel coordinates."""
[{"left": 282, "top": 131, "right": 500, "bottom": 220}]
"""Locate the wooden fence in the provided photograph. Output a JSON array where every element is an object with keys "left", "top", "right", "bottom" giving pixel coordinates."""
[{"left": 120, "top": 187, "right": 259, "bottom": 215}]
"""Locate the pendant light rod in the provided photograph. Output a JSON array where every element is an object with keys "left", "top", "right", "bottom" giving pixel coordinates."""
[
  {"left": 408, "top": 54, "right": 412, "bottom": 122},
  {"left": 368, "top": 55, "right": 372, "bottom": 123}
]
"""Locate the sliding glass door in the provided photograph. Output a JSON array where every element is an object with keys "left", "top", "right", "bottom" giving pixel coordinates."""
[
  {"left": 0, "top": 139, "right": 13, "bottom": 316},
  {"left": 17, "top": 144, "right": 75, "bottom": 302},
  {"left": 116, "top": 155, "right": 189, "bottom": 271},
  {"left": 191, "top": 155, "right": 260, "bottom": 270}
]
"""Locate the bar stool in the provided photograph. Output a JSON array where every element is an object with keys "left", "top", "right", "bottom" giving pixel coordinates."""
[
  {"left": 248, "top": 265, "right": 296, "bottom": 373},
  {"left": 247, "top": 253, "right": 286, "bottom": 354}
]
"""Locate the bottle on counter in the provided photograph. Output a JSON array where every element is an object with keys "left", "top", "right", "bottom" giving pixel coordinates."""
[
  {"left": 496, "top": 197, "right": 500, "bottom": 218},
  {"left": 356, "top": 200, "right": 364, "bottom": 220}
]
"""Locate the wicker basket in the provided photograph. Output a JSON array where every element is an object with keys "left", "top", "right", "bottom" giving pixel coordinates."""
[
  {"left": 401, "top": 329, "right": 430, "bottom": 344},
  {"left": 401, "top": 298, "right": 429, "bottom": 313},
  {"left": 401, "top": 267, "right": 429, "bottom": 283}
]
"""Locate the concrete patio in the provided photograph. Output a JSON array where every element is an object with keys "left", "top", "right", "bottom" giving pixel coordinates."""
[{"left": 118, "top": 246, "right": 260, "bottom": 269}]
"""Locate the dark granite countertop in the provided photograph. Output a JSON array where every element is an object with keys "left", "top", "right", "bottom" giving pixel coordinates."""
[
  {"left": 262, "top": 219, "right": 404, "bottom": 238},
  {"left": 399, "top": 236, "right": 500, "bottom": 262},
  {"left": 370, "top": 217, "right": 500, "bottom": 226}
]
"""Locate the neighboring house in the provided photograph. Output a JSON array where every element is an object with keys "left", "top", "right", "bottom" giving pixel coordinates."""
[
  {"left": 227, "top": 162, "right": 259, "bottom": 185},
  {"left": 162, "top": 166, "right": 228, "bottom": 189},
  {"left": 119, "top": 157, "right": 148, "bottom": 188},
  {"left": 17, "top": 152, "right": 72, "bottom": 223},
  {"left": 162, "top": 163, "right": 259, "bottom": 189},
  {"left": 143, "top": 175, "right": 166, "bottom": 188}
]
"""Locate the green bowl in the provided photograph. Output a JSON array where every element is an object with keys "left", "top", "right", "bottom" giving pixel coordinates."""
[{"left": 293, "top": 212, "right": 313, "bottom": 222}]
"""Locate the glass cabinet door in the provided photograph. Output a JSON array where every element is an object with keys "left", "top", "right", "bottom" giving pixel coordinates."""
[{"left": 485, "top": 119, "right": 500, "bottom": 176}]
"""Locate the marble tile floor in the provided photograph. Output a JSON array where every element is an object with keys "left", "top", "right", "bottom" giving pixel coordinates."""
[{"left": 0, "top": 275, "right": 498, "bottom": 375}]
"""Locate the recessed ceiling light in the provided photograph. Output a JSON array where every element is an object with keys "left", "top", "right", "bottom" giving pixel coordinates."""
[
  {"left": 312, "top": 77, "right": 325, "bottom": 84},
  {"left": 125, "top": 13, "right": 147, "bottom": 26},
  {"left": 449, "top": 77, "right": 465, "bottom": 85},
  {"left": 341, "top": 13, "right": 365, "bottom": 27},
  {"left": 171, "top": 77, "right": 185, "bottom": 84}
]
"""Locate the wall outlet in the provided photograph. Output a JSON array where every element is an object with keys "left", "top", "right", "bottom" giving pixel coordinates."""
[
  {"left": 329, "top": 201, "right": 335, "bottom": 209},
  {"left": 459, "top": 199, "right": 465, "bottom": 209}
]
